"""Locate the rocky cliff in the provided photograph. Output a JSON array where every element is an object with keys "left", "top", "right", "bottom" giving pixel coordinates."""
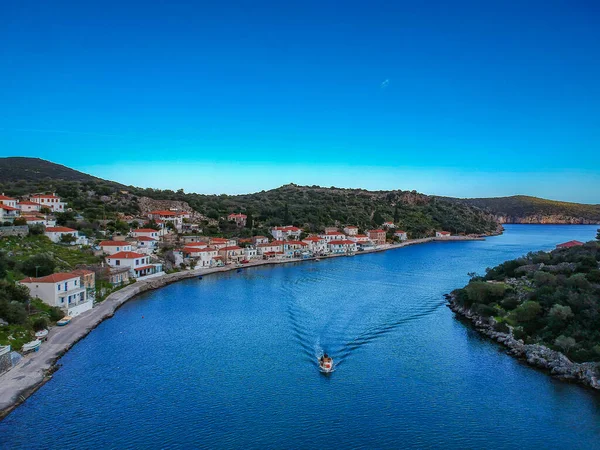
[{"left": 494, "top": 215, "right": 600, "bottom": 225}]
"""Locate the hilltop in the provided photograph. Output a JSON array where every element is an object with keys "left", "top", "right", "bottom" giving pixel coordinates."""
[{"left": 445, "top": 195, "right": 600, "bottom": 224}]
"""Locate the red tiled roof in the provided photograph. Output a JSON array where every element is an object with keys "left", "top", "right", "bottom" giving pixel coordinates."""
[
  {"left": 0, "top": 195, "right": 15, "bottom": 201},
  {"left": 71, "top": 269, "right": 94, "bottom": 276},
  {"left": 325, "top": 231, "right": 345, "bottom": 235},
  {"left": 303, "top": 237, "right": 323, "bottom": 242},
  {"left": 134, "top": 265, "right": 155, "bottom": 271},
  {"left": 329, "top": 240, "right": 356, "bottom": 245},
  {"left": 252, "top": 236, "right": 267, "bottom": 239},
  {"left": 17, "top": 201, "right": 39, "bottom": 206},
  {"left": 355, "top": 234, "right": 368, "bottom": 238},
  {"left": 135, "top": 228, "right": 159, "bottom": 233},
  {"left": 100, "top": 241, "right": 131, "bottom": 246},
  {"left": 0, "top": 205, "right": 19, "bottom": 211},
  {"left": 368, "top": 229, "right": 386, "bottom": 234},
  {"left": 184, "top": 246, "right": 216, "bottom": 253},
  {"left": 438, "top": 231, "right": 451, "bottom": 235},
  {"left": 395, "top": 230, "right": 407, "bottom": 234},
  {"left": 257, "top": 242, "right": 281, "bottom": 248},
  {"left": 30, "top": 194, "right": 59, "bottom": 199},
  {"left": 45, "top": 227, "right": 76, "bottom": 232},
  {"left": 228, "top": 213, "right": 247, "bottom": 218},
  {"left": 25, "top": 217, "right": 44, "bottom": 222},
  {"left": 273, "top": 226, "right": 301, "bottom": 232},
  {"left": 210, "top": 238, "right": 229, "bottom": 243},
  {"left": 136, "top": 236, "right": 157, "bottom": 242},
  {"left": 20, "top": 272, "right": 79, "bottom": 283},
  {"left": 220, "top": 246, "right": 242, "bottom": 251},
  {"left": 286, "top": 241, "right": 307, "bottom": 246},
  {"left": 264, "top": 251, "right": 284, "bottom": 256},
  {"left": 109, "top": 251, "right": 145, "bottom": 259},
  {"left": 556, "top": 240, "right": 584, "bottom": 248}
]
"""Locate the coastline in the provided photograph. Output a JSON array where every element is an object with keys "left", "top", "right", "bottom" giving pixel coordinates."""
[
  {"left": 446, "top": 295, "right": 600, "bottom": 390},
  {"left": 0, "top": 235, "right": 485, "bottom": 420}
]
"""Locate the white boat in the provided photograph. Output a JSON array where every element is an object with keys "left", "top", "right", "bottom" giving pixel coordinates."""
[
  {"left": 57, "top": 316, "right": 72, "bottom": 326},
  {"left": 35, "top": 329, "right": 49, "bottom": 340},
  {"left": 318, "top": 355, "right": 334, "bottom": 373},
  {"left": 22, "top": 340, "right": 41, "bottom": 353}
]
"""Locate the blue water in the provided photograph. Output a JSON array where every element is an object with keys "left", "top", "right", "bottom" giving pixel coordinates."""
[{"left": 1, "top": 225, "right": 600, "bottom": 449}]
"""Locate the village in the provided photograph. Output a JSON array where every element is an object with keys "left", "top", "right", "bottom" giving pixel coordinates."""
[{"left": 0, "top": 191, "right": 462, "bottom": 376}]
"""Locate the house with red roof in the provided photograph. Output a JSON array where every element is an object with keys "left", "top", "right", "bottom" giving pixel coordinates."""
[
  {"left": 228, "top": 213, "right": 247, "bottom": 226},
  {"left": 146, "top": 209, "right": 190, "bottom": 232},
  {"left": 218, "top": 246, "right": 245, "bottom": 263},
  {"left": 328, "top": 240, "right": 358, "bottom": 254},
  {"left": 19, "top": 272, "right": 93, "bottom": 317},
  {"left": 252, "top": 236, "right": 269, "bottom": 245},
  {"left": 133, "top": 228, "right": 161, "bottom": 240},
  {"left": 45, "top": 226, "right": 88, "bottom": 245},
  {"left": 343, "top": 226, "right": 359, "bottom": 236},
  {"left": 303, "top": 236, "right": 327, "bottom": 253},
  {"left": 271, "top": 226, "right": 302, "bottom": 240},
  {"left": 394, "top": 230, "right": 408, "bottom": 241},
  {"left": 106, "top": 251, "right": 163, "bottom": 278},
  {"left": 182, "top": 246, "right": 218, "bottom": 267},
  {"left": 382, "top": 221, "right": 396, "bottom": 229},
  {"left": 436, "top": 231, "right": 451, "bottom": 238},
  {"left": 100, "top": 240, "right": 133, "bottom": 255},
  {"left": 257, "top": 242, "right": 284, "bottom": 257},
  {"left": 556, "top": 240, "right": 584, "bottom": 249},
  {"left": 367, "top": 229, "right": 387, "bottom": 246},
  {"left": 29, "top": 193, "right": 66, "bottom": 212},
  {"left": 16, "top": 200, "right": 41, "bottom": 213},
  {"left": 133, "top": 236, "right": 158, "bottom": 254},
  {"left": 319, "top": 231, "right": 347, "bottom": 243},
  {"left": 348, "top": 234, "right": 370, "bottom": 243}
]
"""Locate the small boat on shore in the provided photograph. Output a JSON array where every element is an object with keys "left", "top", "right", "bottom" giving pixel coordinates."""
[
  {"left": 57, "top": 316, "right": 72, "bottom": 326},
  {"left": 318, "top": 354, "right": 334, "bottom": 373},
  {"left": 35, "top": 329, "right": 49, "bottom": 340},
  {"left": 22, "top": 340, "right": 41, "bottom": 353}
]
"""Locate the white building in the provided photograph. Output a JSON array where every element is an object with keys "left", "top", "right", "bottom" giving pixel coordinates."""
[
  {"left": 134, "top": 236, "right": 158, "bottom": 254},
  {"left": 348, "top": 234, "right": 370, "bottom": 243},
  {"left": 343, "top": 226, "right": 359, "bottom": 236},
  {"left": 106, "top": 251, "right": 163, "bottom": 278},
  {"left": 17, "top": 200, "right": 41, "bottom": 213},
  {"left": 244, "top": 247, "right": 258, "bottom": 260},
  {"left": 45, "top": 227, "right": 88, "bottom": 245},
  {"left": 436, "top": 231, "right": 451, "bottom": 238},
  {"left": 319, "top": 231, "right": 346, "bottom": 242},
  {"left": 302, "top": 236, "right": 328, "bottom": 253},
  {"left": 100, "top": 240, "right": 133, "bottom": 255},
  {"left": 257, "top": 242, "right": 284, "bottom": 257},
  {"left": 29, "top": 193, "right": 66, "bottom": 212},
  {"left": 271, "top": 226, "right": 302, "bottom": 240},
  {"left": 0, "top": 194, "right": 18, "bottom": 209},
  {"left": 228, "top": 213, "right": 247, "bottom": 226},
  {"left": 328, "top": 240, "right": 358, "bottom": 254},
  {"left": 218, "top": 246, "right": 245, "bottom": 263},
  {"left": 147, "top": 210, "right": 189, "bottom": 232},
  {"left": 133, "top": 228, "right": 161, "bottom": 240},
  {"left": 19, "top": 272, "right": 93, "bottom": 317},
  {"left": 394, "top": 230, "right": 408, "bottom": 241},
  {"left": 252, "top": 236, "right": 269, "bottom": 245},
  {"left": 382, "top": 221, "right": 396, "bottom": 229}
]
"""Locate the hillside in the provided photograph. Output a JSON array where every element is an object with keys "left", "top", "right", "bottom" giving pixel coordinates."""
[
  {"left": 0, "top": 157, "right": 497, "bottom": 235},
  {"left": 447, "top": 195, "right": 600, "bottom": 224}
]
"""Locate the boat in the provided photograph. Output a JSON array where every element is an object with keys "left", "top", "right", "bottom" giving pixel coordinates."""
[
  {"left": 318, "top": 354, "right": 334, "bottom": 373},
  {"left": 35, "top": 329, "right": 49, "bottom": 340},
  {"left": 56, "top": 316, "right": 72, "bottom": 326},
  {"left": 198, "top": 276, "right": 203, "bottom": 280},
  {"left": 22, "top": 340, "right": 41, "bottom": 353},
  {"left": 314, "top": 258, "right": 321, "bottom": 262}
]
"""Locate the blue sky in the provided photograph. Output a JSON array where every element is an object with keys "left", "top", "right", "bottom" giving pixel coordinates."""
[{"left": 1, "top": 1, "right": 599, "bottom": 202}]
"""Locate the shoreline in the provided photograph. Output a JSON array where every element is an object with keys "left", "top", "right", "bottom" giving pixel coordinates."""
[
  {"left": 0, "top": 235, "right": 485, "bottom": 420},
  {"left": 446, "top": 295, "right": 600, "bottom": 391}
]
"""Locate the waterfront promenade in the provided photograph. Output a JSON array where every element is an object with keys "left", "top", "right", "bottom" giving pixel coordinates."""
[{"left": 0, "top": 235, "right": 481, "bottom": 419}]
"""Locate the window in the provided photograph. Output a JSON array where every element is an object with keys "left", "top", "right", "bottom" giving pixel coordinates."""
[
  {"left": 116, "top": 260, "right": 120, "bottom": 266},
  {"left": 60, "top": 298, "right": 64, "bottom": 303},
  {"left": 135, "top": 259, "right": 139, "bottom": 265},
  {"left": 57, "top": 284, "right": 61, "bottom": 291}
]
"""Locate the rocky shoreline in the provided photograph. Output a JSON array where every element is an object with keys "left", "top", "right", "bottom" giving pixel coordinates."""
[{"left": 446, "top": 294, "right": 600, "bottom": 390}]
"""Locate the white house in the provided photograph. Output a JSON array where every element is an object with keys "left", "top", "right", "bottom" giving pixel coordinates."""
[
  {"left": 302, "top": 236, "right": 328, "bottom": 253},
  {"left": 271, "top": 226, "right": 302, "bottom": 240},
  {"left": 29, "top": 193, "right": 66, "bottom": 212},
  {"left": 328, "top": 239, "right": 358, "bottom": 254},
  {"left": 19, "top": 272, "right": 93, "bottom": 317},
  {"left": 343, "top": 226, "right": 359, "bottom": 236},
  {"left": 210, "top": 237, "right": 236, "bottom": 249},
  {"left": 17, "top": 200, "right": 41, "bottom": 213},
  {"left": 436, "top": 231, "right": 451, "bottom": 238},
  {"left": 0, "top": 194, "right": 18, "bottom": 209},
  {"left": 100, "top": 240, "right": 133, "bottom": 255},
  {"left": 134, "top": 236, "right": 158, "bottom": 254},
  {"left": 0, "top": 204, "right": 20, "bottom": 223},
  {"left": 319, "top": 231, "right": 346, "bottom": 242},
  {"left": 244, "top": 247, "right": 258, "bottom": 260},
  {"left": 146, "top": 210, "right": 189, "bottom": 231},
  {"left": 106, "top": 251, "right": 163, "bottom": 278},
  {"left": 382, "top": 221, "right": 396, "bottom": 229},
  {"left": 257, "top": 242, "right": 284, "bottom": 257},
  {"left": 190, "top": 247, "right": 218, "bottom": 267},
  {"left": 394, "top": 230, "right": 408, "bottom": 241},
  {"left": 133, "top": 228, "right": 161, "bottom": 240},
  {"left": 45, "top": 227, "right": 87, "bottom": 245},
  {"left": 348, "top": 234, "right": 370, "bottom": 243}
]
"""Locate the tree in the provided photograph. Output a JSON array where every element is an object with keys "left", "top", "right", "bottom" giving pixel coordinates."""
[
  {"left": 33, "top": 317, "right": 49, "bottom": 331},
  {"left": 13, "top": 217, "right": 27, "bottom": 226},
  {"left": 554, "top": 335, "right": 576, "bottom": 354},
  {"left": 393, "top": 205, "right": 399, "bottom": 223},
  {"left": 511, "top": 301, "right": 542, "bottom": 323},
  {"left": 60, "top": 233, "right": 77, "bottom": 244},
  {"left": 28, "top": 224, "right": 45, "bottom": 235},
  {"left": 20, "top": 253, "right": 56, "bottom": 277}
]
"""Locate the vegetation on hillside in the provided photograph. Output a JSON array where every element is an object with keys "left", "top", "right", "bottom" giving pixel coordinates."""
[
  {"left": 0, "top": 157, "right": 500, "bottom": 236},
  {"left": 452, "top": 236, "right": 600, "bottom": 363},
  {"left": 447, "top": 195, "right": 600, "bottom": 222}
]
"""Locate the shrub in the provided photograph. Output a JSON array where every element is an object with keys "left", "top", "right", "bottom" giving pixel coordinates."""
[
  {"left": 19, "top": 253, "right": 56, "bottom": 277},
  {"left": 511, "top": 301, "right": 542, "bottom": 323},
  {"left": 493, "top": 321, "right": 510, "bottom": 333},
  {"left": 32, "top": 317, "right": 48, "bottom": 331},
  {"left": 49, "top": 307, "right": 65, "bottom": 322}
]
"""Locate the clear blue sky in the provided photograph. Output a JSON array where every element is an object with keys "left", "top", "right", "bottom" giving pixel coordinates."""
[{"left": 1, "top": 1, "right": 599, "bottom": 202}]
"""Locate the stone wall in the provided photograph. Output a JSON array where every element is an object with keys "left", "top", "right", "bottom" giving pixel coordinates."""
[
  {"left": 0, "top": 226, "right": 28, "bottom": 237},
  {"left": 0, "top": 346, "right": 12, "bottom": 375}
]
